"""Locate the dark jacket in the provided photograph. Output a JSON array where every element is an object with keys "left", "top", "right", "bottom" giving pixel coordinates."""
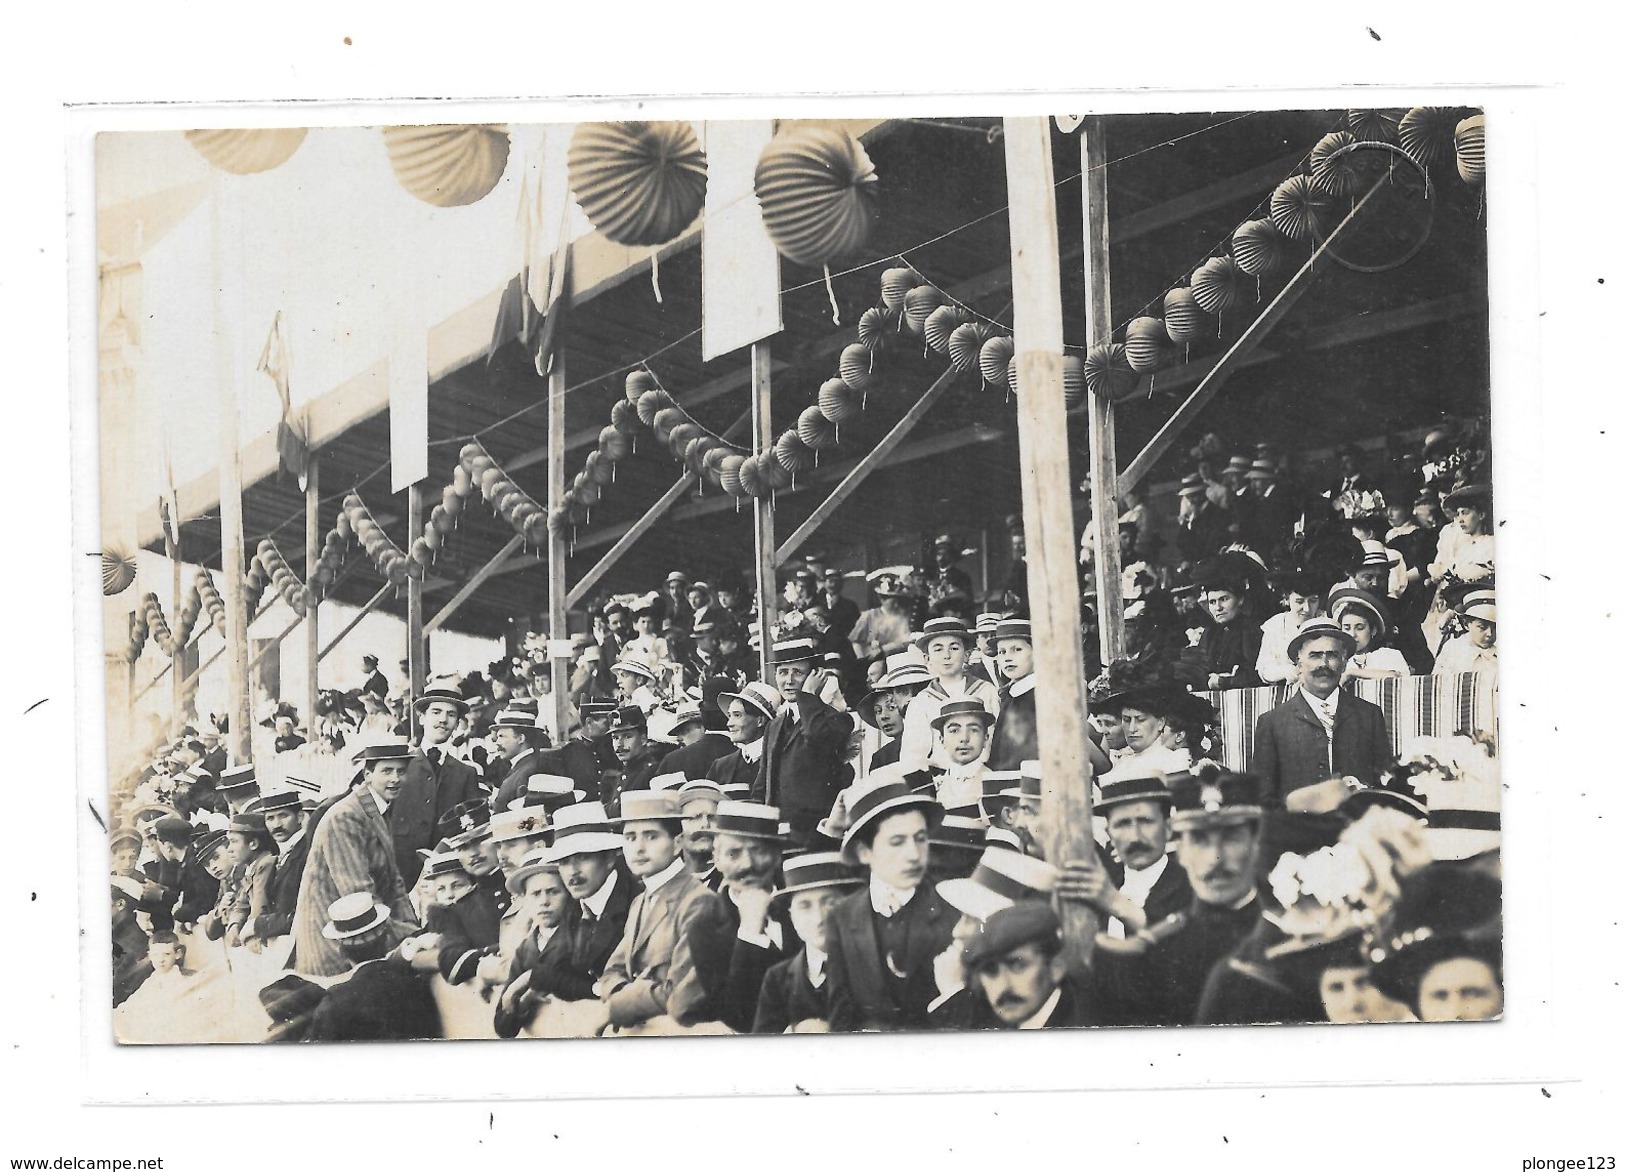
[
  {"left": 534, "top": 741, "right": 605, "bottom": 804},
  {"left": 1195, "top": 919, "right": 1326, "bottom": 1026},
  {"left": 705, "top": 746, "right": 761, "bottom": 794},
  {"left": 1177, "top": 617, "right": 1263, "bottom": 690},
  {"left": 754, "top": 688, "right": 854, "bottom": 845},
  {"left": 1250, "top": 687, "right": 1393, "bottom": 806},
  {"left": 305, "top": 957, "right": 442, "bottom": 1042},
  {"left": 251, "top": 832, "right": 312, "bottom": 941},
  {"left": 1105, "top": 853, "right": 1194, "bottom": 930},
  {"left": 600, "top": 742, "right": 673, "bottom": 817},
  {"left": 424, "top": 885, "right": 504, "bottom": 985},
  {"left": 986, "top": 677, "right": 1037, "bottom": 771},
  {"left": 531, "top": 865, "right": 637, "bottom": 1002},
  {"left": 824, "top": 883, "right": 958, "bottom": 1033},
  {"left": 492, "top": 920, "right": 576, "bottom": 1038},
  {"left": 820, "top": 593, "right": 862, "bottom": 641},
  {"left": 1093, "top": 895, "right": 1263, "bottom": 1027},
  {"left": 395, "top": 748, "right": 486, "bottom": 886},
  {"left": 1176, "top": 503, "right": 1231, "bottom": 563},
  {"left": 675, "top": 885, "right": 802, "bottom": 1032},
  {"left": 659, "top": 732, "right": 737, "bottom": 782},
  {"left": 927, "top": 973, "right": 1100, "bottom": 1030},
  {"left": 491, "top": 747, "right": 548, "bottom": 816},
  {"left": 753, "top": 949, "right": 831, "bottom": 1034}
]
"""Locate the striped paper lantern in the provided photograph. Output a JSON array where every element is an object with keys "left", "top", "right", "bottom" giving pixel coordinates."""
[
  {"left": 382, "top": 124, "right": 511, "bottom": 208},
  {"left": 774, "top": 429, "right": 813, "bottom": 475},
  {"left": 101, "top": 552, "right": 136, "bottom": 596},
  {"left": 1124, "top": 316, "right": 1176, "bottom": 374},
  {"left": 902, "top": 284, "right": 948, "bottom": 335},
  {"left": 1083, "top": 342, "right": 1137, "bottom": 399},
  {"left": 798, "top": 404, "right": 838, "bottom": 450},
  {"left": 1062, "top": 354, "right": 1087, "bottom": 409},
  {"left": 1190, "top": 255, "right": 1245, "bottom": 314},
  {"left": 1269, "top": 174, "right": 1336, "bottom": 241},
  {"left": 1399, "top": 107, "right": 1462, "bottom": 168},
  {"left": 754, "top": 127, "right": 879, "bottom": 267},
  {"left": 1231, "top": 218, "right": 1288, "bottom": 277},
  {"left": 1163, "top": 288, "right": 1208, "bottom": 343},
  {"left": 818, "top": 377, "right": 861, "bottom": 423},
  {"left": 857, "top": 306, "right": 898, "bottom": 350},
  {"left": 185, "top": 128, "right": 307, "bottom": 175},
  {"left": 923, "top": 303, "right": 970, "bottom": 354},
  {"left": 1347, "top": 109, "right": 1401, "bottom": 143},
  {"left": 568, "top": 121, "right": 708, "bottom": 247},
  {"left": 1455, "top": 115, "right": 1486, "bottom": 184},
  {"left": 948, "top": 321, "right": 999, "bottom": 373},
  {"left": 879, "top": 266, "right": 920, "bottom": 310},
  {"left": 626, "top": 369, "right": 657, "bottom": 402},
  {"left": 839, "top": 343, "right": 878, "bottom": 392},
  {"left": 637, "top": 388, "right": 674, "bottom": 428},
  {"left": 978, "top": 335, "right": 1016, "bottom": 388},
  {"left": 718, "top": 453, "right": 748, "bottom": 496},
  {"left": 1309, "top": 130, "right": 1360, "bottom": 197}
]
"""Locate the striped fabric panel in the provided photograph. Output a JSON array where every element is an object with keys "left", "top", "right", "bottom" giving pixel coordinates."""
[{"left": 1200, "top": 672, "right": 1499, "bottom": 771}]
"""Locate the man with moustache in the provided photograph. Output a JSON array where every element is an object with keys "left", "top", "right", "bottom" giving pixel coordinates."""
[
  {"left": 489, "top": 708, "right": 551, "bottom": 814},
  {"left": 599, "top": 705, "right": 673, "bottom": 816},
  {"left": 674, "top": 778, "right": 725, "bottom": 887},
  {"left": 524, "top": 802, "right": 636, "bottom": 1004},
  {"left": 1058, "top": 767, "right": 1191, "bottom": 938},
  {"left": 241, "top": 789, "right": 311, "bottom": 953},
  {"left": 1092, "top": 767, "right": 1267, "bottom": 1027},
  {"left": 531, "top": 699, "right": 617, "bottom": 805},
  {"left": 394, "top": 678, "right": 486, "bottom": 888}
]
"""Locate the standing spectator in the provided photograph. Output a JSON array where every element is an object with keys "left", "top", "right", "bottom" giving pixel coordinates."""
[
  {"left": 1175, "top": 474, "right": 1230, "bottom": 564},
  {"left": 818, "top": 566, "right": 862, "bottom": 642},
  {"left": 360, "top": 654, "right": 388, "bottom": 700}
]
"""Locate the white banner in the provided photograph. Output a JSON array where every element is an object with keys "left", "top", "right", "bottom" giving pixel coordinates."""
[
  {"left": 701, "top": 120, "right": 782, "bottom": 362},
  {"left": 389, "top": 328, "right": 429, "bottom": 492}
]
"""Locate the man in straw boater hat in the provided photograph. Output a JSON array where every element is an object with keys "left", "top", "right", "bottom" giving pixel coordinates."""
[
  {"left": 821, "top": 766, "right": 957, "bottom": 1032},
  {"left": 489, "top": 706, "right": 551, "bottom": 815},
  {"left": 854, "top": 649, "right": 933, "bottom": 773},
  {"left": 669, "top": 801, "right": 800, "bottom": 1032},
  {"left": 750, "top": 851, "right": 866, "bottom": 1033},
  {"left": 754, "top": 636, "right": 855, "bottom": 847},
  {"left": 706, "top": 681, "right": 781, "bottom": 797},
  {"left": 897, "top": 616, "right": 1001, "bottom": 774},
  {"left": 599, "top": 704, "right": 673, "bottom": 817},
  {"left": 304, "top": 891, "right": 443, "bottom": 1042},
  {"left": 290, "top": 739, "right": 421, "bottom": 978},
  {"left": 215, "top": 762, "right": 261, "bottom": 816},
  {"left": 393, "top": 676, "right": 486, "bottom": 889},
  {"left": 1250, "top": 616, "right": 1394, "bottom": 860},
  {"left": 597, "top": 789, "right": 730, "bottom": 1034},
  {"left": 1060, "top": 764, "right": 1191, "bottom": 941},
  {"left": 671, "top": 777, "right": 725, "bottom": 887},
  {"left": 237, "top": 789, "right": 310, "bottom": 954},
  {"left": 1092, "top": 765, "right": 1268, "bottom": 1027}
]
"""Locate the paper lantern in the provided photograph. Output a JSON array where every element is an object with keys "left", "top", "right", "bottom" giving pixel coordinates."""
[
  {"left": 924, "top": 304, "right": 970, "bottom": 354},
  {"left": 698, "top": 444, "right": 731, "bottom": 479},
  {"left": 667, "top": 422, "right": 703, "bottom": 458},
  {"left": 1124, "top": 317, "right": 1176, "bottom": 374},
  {"left": 818, "top": 377, "right": 860, "bottom": 423},
  {"left": 459, "top": 442, "right": 484, "bottom": 466},
  {"left": 599, "top": 425, "right": 631, "bottom": 463},
  {"left": 423, "top": 527, "right": 442, "bottom": 553},
  {"left": 1062, "top": 355, "right": 1087, "bottom": 410},
  {"left": 587, "top": 451, "right": 617, "bottom": 486},
  {"left": 547, "top": 506, "right": 572, "bottom": 534},
  {"left": 838, "top": 343, "right": 877, "bottom": 392},
  {"left": 902, "top": 285, "right": 948, "bottom": 336},
  {"left": 185, "top": 128, "right": 307, "bottom": 175},
  {"left": 637, "top": 388, "right": 674, "bottom": 427},
  {"left": 101, "top": 552, "right": 135, "bottom": 596},
  {"left": 857, "top": 306, "right": 898, "bottom": 350},
  {"left": 754, "top": 127, "right": 879, "bottom": 267},
  {"left": 452, "top": 465, "right": 473, "bottom": 498},
  {"left": 1398, "top": 107, "right": 1461, "bottom": 167},
  {"left": 610, "top": 401, "right": 641, "bottom": 437},
  {"left": 1347, "top": 110, "right": 1401, "bottom": 143},
  {"left": 383, "top": 124, "right": 510, "bottom": 208},
  {"left": 763, "top": 448, "right": 792, "bottom": 490},
  {"left": 625, "top": 369, "right": 657, "bottom": 402},
  {"left": 1455, "top": 115, "right": 1486, "bottom": 184},
  {"left": 718, "top": 453, "right": 747, "bottom": 496},
  {"left": 1231, "top": 219, "right": 1288, "bottom": 277},
  {"left": 774, "top": 429, "right": 813, "bottom": 475},
  {"left": 442, "top": 486, "right": 463, "bottom": 516},
  {"left": 978, "top": 335, "right": 1016, "bottom": 388},
  {"left": 1190, "top": 256, "right": 1244, "bottom": 314},
  {"left": 739, "top": 455, "right": 772, "bottom": 499},
  {"left": 568, "top": 122, "right": 707, "bottom": 247},
  {"left": 879, "top": 266, "right": 920, "bottom": 310},
  {"left": 652, "top": 407, "right": 686, "bottom": 444},
  {"left": 1270, "top": 175, "right": 1336, "bottom": 241},
  {"left": 1163, "top": 288, "right": 1208, "bottom": 344},
  {"left": 576, "top": 481, "right": 603, "bottom": 509},
  {"left": 798, "top": 404, "right": 838, "bottom": 450},
  {"left": 1083, "top": 342, "right": 1137, "bottom": 399},
  {"left": 948, "top": 321, "right": 999, "bottom": 373},
  {"left": 1310, "top": 130, "right": 1360, "bottom": 197},
  {"left": 433, "top": 507, "right": 455, "bottom": 535}
]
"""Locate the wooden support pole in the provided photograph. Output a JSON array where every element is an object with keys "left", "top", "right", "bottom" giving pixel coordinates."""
[
  {"left": 167, "top": 531, "right": 183, "bottom": 734},
  {"left": 211, "top": 175, "right": 252, "bottom": 766},
  {"left": 427, "top": 533, "right": 526, "bottom": 634},
  {"left": 317, "top": 582, "right": 394, "bottom": 663},
  {"left": 173, "top": 595, "right": 278, "bottom": 698},
  {"left": 548, "top": 357, "right": 570, "bottom": 743},
  {"left": 304, "top": 453, "right": 321, "bottom": 737},
  {"left": 565, "top": 409, "right": 752, "bottom": 607},
  {"left": 775, "top": 367, "right": 959, "bottom": 564},
  {"left": 1118, "top": 176, "right": 1389, "bottom": 494},
  {"left": 1002, "top": 117, "right": 1097, "bottom": 971},
  {"left": 406, "top": 483, "right": 426, "bottom": 740},
  {"left": 751, "top": 341, "right": 777, "bottom": 683},
  {"left": 249, "top": 612, "right": 304, "bottom": 674},
  {"left": 1082, "top": 120, "right": 1125, "bottom": 665}
]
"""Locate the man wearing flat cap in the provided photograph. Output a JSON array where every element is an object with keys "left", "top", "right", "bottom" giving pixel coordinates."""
[
  {"left": 935, "top": 902, "right": 1098, "bottom": 1029},
  {"left": 395, "top": 678, "right": 487, "bottom": 888},
  {"left": 1093, "top": 766, "right": 1267, "bottom": 1027},
  {"left": 290, "top": 740, "right": 421, "bottom": 978}
]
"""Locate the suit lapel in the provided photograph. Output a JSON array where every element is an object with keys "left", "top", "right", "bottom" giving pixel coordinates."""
[{"left": 838, "top": 892, "right": 885, "bottom": 1007}]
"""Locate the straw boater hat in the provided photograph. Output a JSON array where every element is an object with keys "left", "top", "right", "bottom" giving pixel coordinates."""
[
  {"left": 974, "top": 611, "right": 1004, "bottom": 636},
  {"left": 866, "top": 567, "right": 913, "bottom": 598},
  {"left": 1245, "top": 459, "right": 1277, "bottom": 481},
  {"left": 541, "top": 801, "right": 624, "bottom": 861},
  {"left": 985, "top": 826, "right": 1024, "bottom": 852},
  {"left": 412, "top": 676, "right": 469, "bottom": 714},
  {"left": 676, "top": 779, "right": 726, "bottom": 814},
  {"left": 930, "top": 697, "right": 995, "bottom": 733},
  {"left": 929, "top": 814, "right": 991, "bottom": 852},
  {"left": 1224, "top": 454, "right": 1253, "bottom": 477},
  {"left": 992, "top": 617, "right": 1032, "bottom": 646},
  {"left": 665, "top": 702, "right": 706, "bottom": 736},
  {"left": 719, "top": 680, "right": 782, "bottom": 723},
  {"left": 611, "top": 789, "right": 683, "bottom": 825},
  {"left": 1457, "top": 589, "right": 1496, "bottom": 623},
  {"left": 1094, "top": 764, "right": 1173, "bottom": 815},
  {"left": 1286, "top": 616, "right": 1358, "bottom": 661},
  {"left": 218, "top": 763, "right": 259, "bottom": 795},
  {"left": 648, "top": 772, "right": 689, "bottom": 793},
  {"left": 771, "top": 636, "right": 820, "bottom": 665},
  {"left": 489, "top": 805, "right": 552, "bottom": 844},
  {"left": 938, "top": 848, "right": 1059, "bottom": 922},
  {"left": 1341, "top": 764, "right": 1429, "bottom": 822},
  {"left": 913, "top": 616, "right": 972, "bottom": 653},
  {"left": 1178, "top": 473, "right": 1206, "bottom": 498},
  {"left": 515, "top": 773, "right": 581, "bottom": 811},
  {"left": 353, "top": 739, "right": 415, "bottom": 767},
  {"left": 504, "top": 846, "right": 564, "bottom": 896},
  {"left": 711, "top": 801, "right": 786, "bottom": 842},
  {"left": 321, "top": 891, "right": 391, "bottom": 941},
  {"left": 610, "top": 654, "right": 658, "bottom": 683},
  {"left": 256, "top": 790, "right": 303, "bottom": 815},
  {"left": 1328, "top": 586, "right": 1392, "bottom": 642},
  {"left": 772, "top": 852, "right": 864, "bottom": 906},
  {"left": 839, "top": 765, "right": 945, "bottom": 865}
]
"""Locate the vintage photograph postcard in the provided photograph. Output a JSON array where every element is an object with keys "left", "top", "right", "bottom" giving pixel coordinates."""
[{"left": 90, "top": 108, "right": 1499, "bottom": 1045}]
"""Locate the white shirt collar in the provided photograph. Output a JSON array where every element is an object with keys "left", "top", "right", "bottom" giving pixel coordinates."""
[
  {"left": 1120, "top": 853, "right": 1169, "bottom": 906},
  {"left": 739, "top": 737, "right": 765, "bottom": 764},
  {"left": 581, "top": 868, "right": 620, "bottom": 918},
  {"left": 1300, "top": 685, "right": 1340, "bottom": 715},
  {"left": 368, "top": 790, "right": 390, "bottom": 818},
  {"left": 1007, "top": 674, "right": 1036, "bottom": 698},
  {"left": 276, "top": 827, "right": 306, "bottom": 855},
  {"left": 1017, "top": 986, "right": 1065, "bottom": 1029},
  {"left": 507, "top": 746, "right": 535, "bottom": 768},
  {"left": 804, "top": 942, "right": 829, "bottom": 988},
  {"left": 869, "top": 876, "right": 918, "bottom": 917},
  {"left": 641, "top": 857, "right": 686, "bottom": 898}
]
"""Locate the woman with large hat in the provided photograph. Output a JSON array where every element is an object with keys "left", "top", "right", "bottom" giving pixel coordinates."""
[
  {"left": 1176, "top": 548, "right": 1268, "bottom": 691},
  {"left": 850, "top": 568, "right": 917, "bottom": 660},
  {"left": 1366, "top": 864, "right": 1503, "bottom": 1022},
  {"left": 1329, "top": 586, "right": 1412, "bottom": 680}
]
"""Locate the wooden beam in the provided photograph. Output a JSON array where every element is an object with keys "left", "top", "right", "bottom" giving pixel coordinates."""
[
  {"left": 1082, "top": 119, "right": 1125, "bottom": 666},
  {"left": 1117, "top": 176, "right": 1392, "bottom": 495},
  {"left": 304, "top": 453, "right": 321, "bottom": 736},
  {"left": 407, "top": 483, "right": 427, "bottom": 705},
  {"left": 752, "top": 341, "right": 777, "bottom": 683},
  {"left": 548, "top": 358, "right": 570, "bottom": 743},
  {"left": 174, "top": 595, "right": 279, "bottom": 696},
  {"left": 249, "top": 612, "right": 304, "bottom": 675},
  {"left": 426, "top": 533, "right": 527, "bottom": 634},
  {"left": 211, "top": 177, "right": 252, "bottom": 765},
  {"left": 775, "top": 366, "right": 958, "bottom": 564},
  {"left": 1113, "top": 150, "right": 1307, "bottom": 243},
  {"left": 1003, "top": 117, "right": 1097, "bottom": 973},
  {"left": 317, "top": 582, "right": 394, "bottom": 663}
]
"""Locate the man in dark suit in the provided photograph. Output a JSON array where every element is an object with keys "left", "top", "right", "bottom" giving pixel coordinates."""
[
  {"left": 1061, "top": 769, "right": 1192, "bottom": 938},
  {"left": 818, "top": 567, "right": 862, "bottom": 642},
  {"left": 305, "top": 893, "right": 442, "bottom": 1041},
  {"left": 490, "top": 707, "right": 551, "bottom": 813},
  {"left": 525, "top": 801, "right": 636, "bottom": 1003},
  {"left": 928, "top": 902, "right": 1099, "bottom": 1029},
  {"left": 753, "top": 638, "right": 855, "bottom": 847},
  {"left": 657, "top": 703, "right": 735, "bottom": 781},
  {"left": 752, "top": 851, "right": 864, "bottom": 1033},
  {"left": 394, "top": 680, "right": 487, "bottom": 887},
  {"left": 1250, "top": 617, "right": 1394, "bottom": 859},
  {"left": 707, "top": 682, "right": 779, "bottom": 796},
  {"left": 531, "top": 701, "right": 616, "bottom": 805},
  {"left": 246, "top": 790, "right": 311, "bottom": 949},
  {"left": 823, "top": 772, "right": 956, "bottom": 1032}
]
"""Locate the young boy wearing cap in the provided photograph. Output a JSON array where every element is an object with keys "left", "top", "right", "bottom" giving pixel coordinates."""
[
  {"left": 897, "top": 618, "right": 1001, "bottom": 774},
  {"left": 752, "top": 853, "right": 865, "bottom": 1033},
  {"left": 417, "top": 851, "right": 504, "bottom": 987},
  {"left": 986, "top": 618, "right": 1037, "bottom": 771},
  {"left": 930, "top": 699, "right": 995, "bottom": 814},
  {"left": 493, "top": 853, "right": 577, "bottom": 1037},
  {"left": 822, "top": 771, "right": 957, "bottom": 1032},
  {"left": 853, "top": 652, "right": 932, "bottom": 773},
  {"left": 598, "top": 791, "right": 730, "bottom": 1033}
]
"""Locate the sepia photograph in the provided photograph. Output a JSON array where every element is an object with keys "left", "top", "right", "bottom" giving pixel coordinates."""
[{"left": 89, "top": 107, "right": 1501, "bottom": 1048}]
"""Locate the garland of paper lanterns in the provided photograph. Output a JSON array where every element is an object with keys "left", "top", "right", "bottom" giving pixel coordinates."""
[
  {"left": 254, "top": 538, "right": 310, "bottom": 616},
  {"left": 339, "top": 493, "right": 416, "bottom": 586},
  {"left": 450, "top": 441, "right": 550, "bottom": 550},
  {"left": 196, "top": 570, "right": 227, "bottom": 636}
]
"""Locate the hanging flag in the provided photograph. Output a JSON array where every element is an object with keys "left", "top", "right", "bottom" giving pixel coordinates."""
[
  {"left": 158, "top": 428, "right": 183, "bottom": 548},
  {"left": 486, "top": 125, "right": 573, "bottom": 381},
  {"left": 256, "top": 311, "right": 308, "bottom": 490}
]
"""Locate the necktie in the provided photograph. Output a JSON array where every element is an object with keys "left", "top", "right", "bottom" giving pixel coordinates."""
[{"left": 1309, "top": 696, "right": 1336, "bottom": 774}]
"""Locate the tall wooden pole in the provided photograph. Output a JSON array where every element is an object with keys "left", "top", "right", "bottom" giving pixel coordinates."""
[
  {"left": 406, "top": 481, "right": 426, "bottom": 739},
  {"left": 751, "top": 341, "right": 777, "bottom": 683},
  {"left": 1002, "top": 117, "right": 1098, "bottom": 971},
  {"left": 548, "top": 357, "right": 570, "bottom": 741},
  {"left": 211, "top": 174, "right": 252, "bottom": 766},
  {"left": 1083, "top": 120, "right": 1125, "bottom": 666},
  {"left": 166, "top": 529, "right": 183, "bottom": 735},
  {"left": 304, "top": 453, "right": 321, "bottom": 739}
]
